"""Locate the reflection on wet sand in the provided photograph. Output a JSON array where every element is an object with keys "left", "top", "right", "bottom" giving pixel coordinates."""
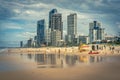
[
  {"left": 1, "top": 53, "right": 120, "bottom": 80},
  {"left": 21, "top": 53, "right": 104, "bottom": 68}
]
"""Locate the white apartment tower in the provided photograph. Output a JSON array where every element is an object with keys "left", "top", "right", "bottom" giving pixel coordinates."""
[
  {"left": 89, "top": 21, "right": 105, "bottom": 43},
  {"left": 66, "top": 13, "right": 77, "bottom": 43}
]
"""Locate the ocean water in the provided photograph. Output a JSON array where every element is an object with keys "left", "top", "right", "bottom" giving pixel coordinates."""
[{"left": 0, "top": 48, "right": 7, "bottom": 53}]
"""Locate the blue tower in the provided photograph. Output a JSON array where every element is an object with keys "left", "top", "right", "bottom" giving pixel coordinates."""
[
  {"left": 37, "top": 19, "right": 46, "bottom": 46},
  {"left": 49, "top": 9, "right": 57, "bottom": 28}
]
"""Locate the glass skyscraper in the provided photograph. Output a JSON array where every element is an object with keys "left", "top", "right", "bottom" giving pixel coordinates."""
[
  {"left": 37, "top": 19, "right": 46, "bottom": 46},
  {"left": 51, "top": 13, "right": 63, "bottom": 46},
  {"left": 49, "top": 9, "right": 57, "bottom": 28},
  {"left": 51, "top": 13, "right": 63, "bottom": 38},
  {"left": 48, "top": 9, "right": 63, "bottom": 46}
]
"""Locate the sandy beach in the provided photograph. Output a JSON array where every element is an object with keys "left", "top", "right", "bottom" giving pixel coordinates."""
[
  {"left": 0, "top": 45, "right": 120, "bottom": 80},
  {"left": 0, "top": 53, "right": 120, "bottom": 80}
]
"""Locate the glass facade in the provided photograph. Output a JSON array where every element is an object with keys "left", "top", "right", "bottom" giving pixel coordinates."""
[
  {"left": 49, "top": 9, "right": 57, "bottom": 28},
  {"left": 37, "top": 19, "right": 45, "bottom": 46}
]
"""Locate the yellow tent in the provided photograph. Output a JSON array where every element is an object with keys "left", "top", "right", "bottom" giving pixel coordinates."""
[{"left": 78, "top": 44, "right": 91, "bottom": 52}]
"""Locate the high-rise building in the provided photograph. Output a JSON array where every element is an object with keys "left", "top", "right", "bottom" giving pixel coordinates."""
[
  {"left": 34, "top": 36, "right": 37, "bottom": 41},
  {"left": 27, "top": 38, "right": 33, "bottom": 47},
  {"left": 33, "top": 36, "right": 38, "bottom": 47},
  {"left": 66, "top": 13, "right": 77, "bottom": 44},
  {"left": 51, "top": 30, "right": 61, "bottom": 46},
  {"left": 67, "top": 13, "right": 77, "bottom": 36},
  {"left": 20, "top": 41, "right": 23, "bottom": 47},
  {"left": 49, "top": 9, "right": 57, "bottom": 29},
  {"left": 49, "top": 9, "right": 63, "bottom": 46},
  {"left": 51, "top": 13, "right": 63, "bottom": 39},
  {"left": 37, "top": 19, "right": 46, "bottom": 46},
  {"left": 89, "top": 21, "right": 105, "bottom": 43},
  {"left": 45, "top": 28, "right": 51, "bottom": 46}
]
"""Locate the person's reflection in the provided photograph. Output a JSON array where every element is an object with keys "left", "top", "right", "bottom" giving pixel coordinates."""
[
  {"left": 35, "top": 54, "right": 46, "bottom": 65},
  {"left": 65, "top": 55, "right": 77, "bottom": 66},
  {"left": 47, "top": 54, "right": 56, "bottom": 65},
  {"left": 79, "top": 55, "right": 103, "bottom": 63},
  {"left": 27, "top": 54, "right": 32, "bottom": 60}
]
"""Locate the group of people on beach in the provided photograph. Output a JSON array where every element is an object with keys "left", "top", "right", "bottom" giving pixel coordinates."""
[
  {"left": 91, "top": 44, "right": 120, "bottom": 54},
  {"left": 110, "top": 46, "right": 115, "bottom": 54},
  {"left": 91, "top": 45, "right": 106, "bottom": 51},
  {"left": 109, "top": 45, "right": 120, "bottom": 54},
  {"left": 109, "top": 46, "right": 115, "bottom": 51}
]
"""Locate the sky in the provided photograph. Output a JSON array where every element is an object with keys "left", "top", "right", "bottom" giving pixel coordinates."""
[{"left": 0, "top": 0, "right": 120, "bottom": 47}]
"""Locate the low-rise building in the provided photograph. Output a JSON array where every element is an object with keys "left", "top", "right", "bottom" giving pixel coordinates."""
[{"left": 79, "top": 36, "right": 89, "bottom": 44}]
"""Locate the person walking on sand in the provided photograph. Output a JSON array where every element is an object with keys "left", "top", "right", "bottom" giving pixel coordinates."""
[
  {"left": 111, "top": 46, "right": 115, "bottom": 54},
  {"left": 58, "top": 49, "right": 60, "bottom": 53},
  {"left": 92, "top": 45, "right": 95, "bottom": 51},
  {"left": 97, "top": 45, "right": 99, "bottom": 50},
  {"left": 104, "top": 45, "right": 106, "bottom": 49},
  {"left": 109, "top": 46, "right": 112, "bottom": 51}
]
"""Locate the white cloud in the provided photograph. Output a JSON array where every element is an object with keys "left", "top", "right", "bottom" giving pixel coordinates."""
[
  {"left": 116, "top": 22, "right": 120, "bottom": 29},
  {"left": 1, "top": 22, "right": 23, "bottom": 30},
  {"left": 85, "top": 0, "right": 105, "bottom": 7},
  {"left": 13, "top": 9, "right": 21, "bottom": 14},
  {"left": 80, "top": 3, "right": 89, "bottom": 9},
  {"left": 17, "top": 32, "right": 36, "bottom": 39},
  {"left": 26, "top": 3, "right": 55, "bottom": 9},
  {"left": 94, "top": 0, "right": 104, "bottom": 6},
  {"left": 118, "top": 25, "right": 120, "bottom": 29},
  {"left": 12, "top": 2, "right": 96, "bottom": 21},
  {"left": 8, "top": 26, "right": 22, "bottom": 29}
]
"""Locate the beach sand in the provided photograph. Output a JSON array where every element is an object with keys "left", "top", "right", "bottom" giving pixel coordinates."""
[
  {"left": 0, "top": 55, "right": 120, "bottom": 80},
  {"left": 0, "top": 45, "right": 120, "bottom": 80},
  {"left": 7, "top": 45, "right": 120, "bottom": 55}
]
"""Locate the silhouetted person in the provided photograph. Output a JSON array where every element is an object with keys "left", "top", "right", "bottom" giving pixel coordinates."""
[
  {"left": 92, "top": 45, "right": 95, "bottom": 51},
  {"left": 97, "top": 45, "right": 99, "bottom": 50}
]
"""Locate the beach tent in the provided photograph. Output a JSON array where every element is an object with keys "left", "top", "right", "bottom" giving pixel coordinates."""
[{"left": 78, "top": 44, "right": 91, "bottom": 52}]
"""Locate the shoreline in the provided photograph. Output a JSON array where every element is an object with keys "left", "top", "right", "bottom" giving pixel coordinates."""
[{"left": 5, "top": 45, "right": 120, "bottom": 56}]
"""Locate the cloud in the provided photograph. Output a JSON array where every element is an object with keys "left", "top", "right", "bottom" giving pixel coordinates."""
[
  {"left": 116, "top": 22, "right": 120, "bottom": 29},
  {"left": 80, "top": 3, "right": 89, "bottom": 9},
  {"left": 0, "top": 22, "right": 23, "bottom": 30},
  {"left": 17, "top": 32, "right": 36, "bottom": 39}
]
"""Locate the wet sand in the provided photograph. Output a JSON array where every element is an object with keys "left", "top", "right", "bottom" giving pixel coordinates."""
[
  {"left": 0, "top": 60, "right": 120, "bottom": 80},
  {"left": 0, "top": 52, "right": 120, "bottom": 80}
]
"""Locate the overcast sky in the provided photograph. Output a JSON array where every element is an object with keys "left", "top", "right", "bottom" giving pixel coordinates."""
[{"left": 0, "top": 0, "right": 120, "bottom": 47}]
